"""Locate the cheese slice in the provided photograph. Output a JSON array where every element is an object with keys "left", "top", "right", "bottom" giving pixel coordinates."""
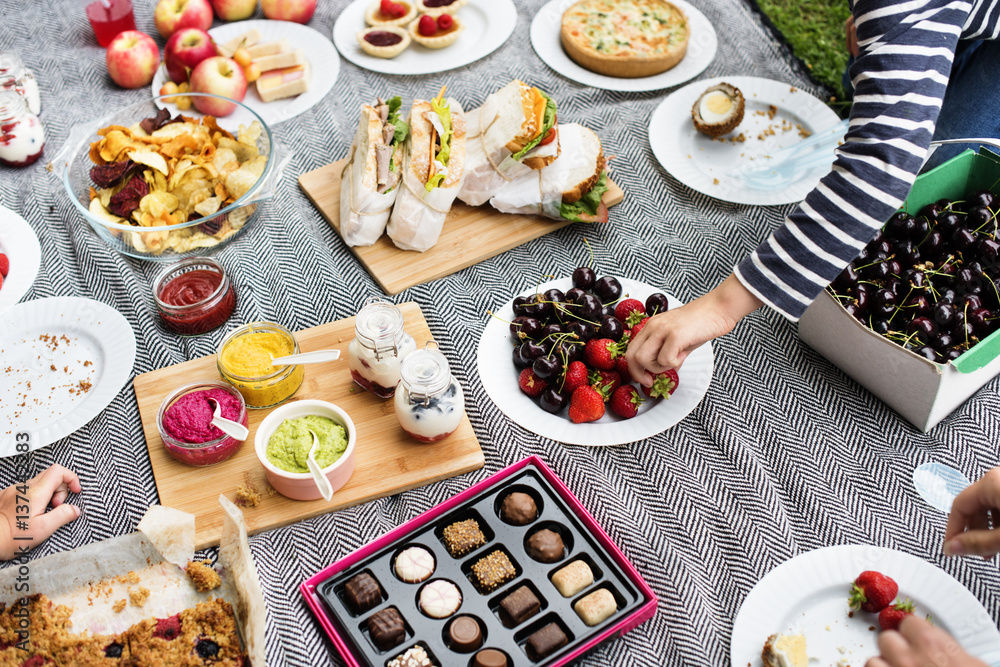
[
  {"left": 218, "top": 29, "right": 261, "bottom": 57},
  {"left": 256, "top": 62, "right": 311, "bottom": 102},
  {"left": 248, "top": 39, "right": 289, "bottom": 59},
  {"left": 254, "top": 49, "right": 306, "bottom": 73}
]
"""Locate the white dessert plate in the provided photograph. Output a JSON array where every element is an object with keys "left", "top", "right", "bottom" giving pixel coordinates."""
[
  {"left": 477, "top": 276, "right": 714, "bottom": 446},
  {"left": 151, "top": 20, "right": 339, "bottom": 126},
  {"left": 649, "top": 75, "right": 842, "bottom": 206},
  {"left": 0, "top": 297, "right": 136, "bottom": 457},
  {"left": 0, "top": 206, "right": 41, "bottom": 315},
  {"left": 332, "top": 0, "right": 517, "bottom": 75},
  {"left": 530, "top": 0, "right": 717, "bottom": 92},
  {"left": 731, "top": 545, "right": 1000, "bottom": 667}
]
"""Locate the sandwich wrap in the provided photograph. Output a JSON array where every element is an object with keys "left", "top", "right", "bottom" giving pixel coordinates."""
[
  {"left": 340, "top": 97, "right": 409, "bottom": 247},
  {"left": 387, "top": 95, "right": 467, "bottom": 252}
]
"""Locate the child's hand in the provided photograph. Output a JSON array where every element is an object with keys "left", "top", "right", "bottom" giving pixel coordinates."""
[{"left": 0, "top": 465, "right": 82, "bottom": 561}]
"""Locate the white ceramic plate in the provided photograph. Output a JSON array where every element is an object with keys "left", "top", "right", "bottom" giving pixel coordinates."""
[
  {"left": 530, "top": 0, "right": 717, "bottom": 92},
  {"left": 0, "top": 297, "right": 136, "bottom": 457},
  {"left": 152, "top": 20, "right": 339, "bottom": 126},
  {"left": 477, "top": 277, "right": 714, "bottom": 446},
  {"left": 731, "top": 545, "right": 1000, "bottom": 667},
  {"left": 332, "top": 0, "right": 517, "bottom": 75},
  {"left": 0, "top": 206, "right": 41, "bottom": 315},
  {"left": 649, "top": 76, "right": 842, "bottom": 206}
]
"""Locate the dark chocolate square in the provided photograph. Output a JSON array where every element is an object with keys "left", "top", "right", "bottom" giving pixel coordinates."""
[
  {"left": 344, "top": 572, "right": 381, "bottom": 615},
  {"left": 499, "top": 585, "right": 540, "bottom": 627},
  {"left": 367, "top": 607, "right": 406, "bottom": 651},
  {"left": 526, "top": 622, "right": 568, "bottom": 661}
]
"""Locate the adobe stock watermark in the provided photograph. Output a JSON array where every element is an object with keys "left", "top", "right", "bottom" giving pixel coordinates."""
[{"left": 11, "top": 432, "right": 33, "bottom": 652}]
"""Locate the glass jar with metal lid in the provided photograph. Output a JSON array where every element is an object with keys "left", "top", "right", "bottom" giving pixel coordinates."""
[
  {"left": 0, "top": 91, "right": 43, "bottom": 168},
  {"left": 0, "top": 52, "right": 40, "bottom": 115},
  {"left": 394, "top": 341, "right": 464, "bottom": 442},
  {"left": 347, "top": 297, "right": 416, "bottom": 398}
]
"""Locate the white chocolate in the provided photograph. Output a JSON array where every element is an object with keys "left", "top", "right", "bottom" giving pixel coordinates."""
[
  {"left": 418, "top": 579, "right": 462, "bottom": 618},
  {"left": 551, "top": 560, "right": 593, "bottom": 597},
  {"left": 573, "top": 588, "right": 617, "bottom": 626},
  {"left": 394, "top": 546, "right": 435, "bottom": 583}
]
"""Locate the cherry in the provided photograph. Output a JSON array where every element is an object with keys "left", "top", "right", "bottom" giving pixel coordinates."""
[
  {"left": 544, "top": 288, "right": 566, "bottom": 304},
  {"left": 539, "top": 388, "right": 568, "bottom": 413},
  {"left": 833, "top": 265, "right": 859, "bottom": 291},
  {"left": 887, "top": 259, "right": 903, "bottom": 277},
  {"left": 870, "top": 318, "right": 891, "bottom": 335},
  {"left": 953, "top": 321, "right": 975, "bottom": 340},
  {"left": 911, "top": 216, "right": 930, "bottom": 240},
  {"left": 845, "top": 302, "right": 864, "bottom": 320},
  {"left": 935, "top": 332, "right": 955, "bottom": 350},
  {"left": 572, "top": 267, "right": 596, "bottom": 290},
  {"left": 944, "top": 347, "right": 964, "bottom": 361},
  {"left": 934, "top": 302, "right": 956, "bottom": 326},
  {"left": 901, "top": 269, "right": 925, "bottom": 288},
  {"left": 511, "top": 316, "right": 541, "bottom": 339},
  {"left": 920, "top": 230, "right": 944, "bottom": 261},
  {"left": 873, "top": 289, "right": 897, "bottom": 317},
  {"left": 577, "top": 294, "right": 602, "bottom": 320},
  {"left": 601, "top": 304, "right": 616, "bottom": 319},
  {"left": 956, "top": 268, "right": 981, "bottom": 293},
  {"left": 921, "top": 203, "right": 943, "bottom": 220},
  {"left": 885, "top": 278, "right": 905, "bottom": 301},
  {"left": 895, "top": 240, "right": 919, "bottom": 266},
  {"left": 937, "top": 212, "right": 962, "bottom": 234},
  {"left": 963, "top": 294, "right": 983, "bottom": 310},
  {"left": 904, "top": 294, "right": 932, "bottom": 317},
  {"left": 938, "top": 288, "right": 957, "bottom": 304},
  {"left": 971, "top": 190, "right": 996, "bottom": 210},
  {"left": 566, "top": 287, "right": 586, "bottom": 303},
  {"left": 866, "top": 262, "right": 892, "bottom": 280},
  {"left": 565, "top": 321, "right": 592, "bottom": 341},
  {"left": 952, "top": 228, "right": 977, "bottom": 253},
  {"left": 968, "top": 206, "right": 993, "bottom": 229},
  {"left": 969, "top": 307, "right": 992, "bottom": 334},
  {"left": 885, "top": 212, "right": 912, "bottom": 240},
  {"left": 532, "top": 356, "right": 560, "bottom": 380},
  {"left": 527, "top": 294, "right": 553, "bottom": 320},
  {"left": 854, "top": 289, "right": 870, "bottom": 314},
  {"left": 977, "top": 239, "right": 1000, "bottom": 268},
  {"left": 646, "top": 293, "right": 670, "bottom": 316},
  {"left": 915, "top": 346, "right": 939, "bottom": 362},
  {"left": 520, "top": 340, "right": 546, "bottom": 360},
  {"left": 599, "top": 316, "right": 624, "bottom": 341},
  {"left": 512, "top": 345, "right": 530, "bottom": 368},
  {"left": 561, "top": 341, "right": 584, "bottom": 364},
  {"left": 593, "top": 276, "right": 623, "bottom": 302},
  {"left": 541, "top": 323, "right": 564, "bottom": 339},
  {"left": 907, "top": 317, "right": 937, "bottom": 343}
]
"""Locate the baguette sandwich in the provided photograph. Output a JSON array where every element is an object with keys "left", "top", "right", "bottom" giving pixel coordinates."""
[
  {"left": 458, "top": 80, "right": 559, "bottom": 206},
  {"left": 339, "top": 97, "right": 410, "bottom": 247},
  {"left": 490, "top": 123, "right": 610, "bottom": 223},
  {"left": 386, "top": 87, "right": 467, "bottom": 252}
]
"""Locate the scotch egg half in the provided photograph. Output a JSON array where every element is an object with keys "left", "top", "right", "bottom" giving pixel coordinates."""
[{"left": 691, "top": 83, "right": 745, "bottom": 138}]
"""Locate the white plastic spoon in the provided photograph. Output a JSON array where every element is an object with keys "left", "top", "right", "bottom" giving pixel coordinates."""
[
  {"left": 206, "top": 397, "right": 249, "bottom": 441},
  {"left": 306, "top": 429, "right": 333, "bottom": 502},
  {"left": 270, "top": 349, "right": 341, "bottom": 366},
  {"left": 912, "top": 462, "right": 972, "bottom": 513}
]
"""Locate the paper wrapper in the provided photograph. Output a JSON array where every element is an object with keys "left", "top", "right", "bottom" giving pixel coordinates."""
[
  {"left": 339, "top": 128, "right": 400, "bottom": 247},
  {"left": 0, "top": 501, "right": 267, "bottom": 666}
]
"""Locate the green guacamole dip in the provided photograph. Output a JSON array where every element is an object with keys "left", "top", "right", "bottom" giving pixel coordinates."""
[{"left": 266, "top": 415, "right": 348, "bottom": 474}]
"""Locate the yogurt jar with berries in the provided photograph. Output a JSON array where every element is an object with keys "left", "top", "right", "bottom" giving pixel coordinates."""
[
  {"left": 0, "top": 91, "right": 43, "bottom": 168},
  {"left": 348, "top": 298, "right": 416, "bottom": 398},
  {"left": 394, "top": 341, "right": 464, "bottom": 442}
]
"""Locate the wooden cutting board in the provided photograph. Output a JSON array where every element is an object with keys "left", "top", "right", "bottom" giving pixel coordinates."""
[
  {"left": 134, "top": 303, "right": 485, "bottom": 550},
  {"left": 299, "top": 159, "right": 624, "bottom": 295}
]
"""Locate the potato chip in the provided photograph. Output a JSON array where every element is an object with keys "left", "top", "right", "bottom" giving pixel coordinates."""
[
  {"left": 160, "top": 134, "right": 200, "bottom": 159},
  {"left": 129, "top": 150, "right": 169, "bottom": 176},
  {"left": 238, "top": 121, "right": 262, "bottom": 147},
  {"left": 218, "top": 137, "right": 258, "bottom": 163},
  {"left": 194, "top": 196, "right": 224, "bottom": 217},
  {"left": 89, "top": 197, "right": 126, "bottom": 224},
  {"left": 225, "top": 155, "right": 267, "bottom": 200}
]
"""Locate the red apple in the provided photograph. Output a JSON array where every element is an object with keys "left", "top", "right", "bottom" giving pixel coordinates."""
[
  {"left": 106, "top": 31, "right": 161, "bottom": 89},
  {"left": 210, "top": 0, "right": 258, "bottom": 21},
  {"left": 261, "top": 0, "right": 316, "bottom": 23},
  {"left": 189, "top": 56, "right": 247, "bottom": 116},
  {"left": 164, "top": 28, "right": 218, "bottom": 83},
  {"left": 154, "top": 0, "right": 214, "bottom": 38}
]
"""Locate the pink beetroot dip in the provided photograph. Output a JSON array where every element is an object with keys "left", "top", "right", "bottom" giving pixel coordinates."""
[{"left": 162, "top": 388, "right": 241, "bottom": 444}]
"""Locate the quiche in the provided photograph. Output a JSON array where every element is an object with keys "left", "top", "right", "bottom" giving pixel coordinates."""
[{"left": 561, "top": 0, "right": 690, "bottom": 78}]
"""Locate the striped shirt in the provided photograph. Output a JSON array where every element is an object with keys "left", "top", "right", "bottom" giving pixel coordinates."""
[{"left": 734, "top": 0, "right": 1000, "bottom": 320}]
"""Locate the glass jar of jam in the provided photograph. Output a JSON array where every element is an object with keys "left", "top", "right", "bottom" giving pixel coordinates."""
[
  {"left": 0, "top": 91, "right": 44, "bottom": 168},
  {"left": 347, "top": 297, "right": 416, "bottom": 398},
  {"left": 153, "top": 257, "right": 237, "bottom": 336},
  {"left": 217, "top": 322, "right": 305, "bottom": 409},
  {"left": 0, "top": 52, "right": 40, "bottom": 115},
  {"left": 157, "top": 380, "right": 248, "bottom": 467},
  {"left": 394, "top": 341, "right": 464, "bottom": 442}
]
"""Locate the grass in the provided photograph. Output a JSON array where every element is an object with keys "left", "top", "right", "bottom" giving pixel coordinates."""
[{"left": 756, "top": 0, "right": 852, "bottom": 105}]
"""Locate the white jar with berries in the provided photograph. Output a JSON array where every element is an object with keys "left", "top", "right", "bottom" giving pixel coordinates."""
[
  {"left": 0, "top": 91, "right": 44, "bottom": 168},
  {"left": 347, "top": 297, "right": 416, "bottom": 399},
  {"left": 0, "top": 52, "right": 40, "bottom": 115},
  {"left": 394, "top": 341, "right": 464, "bottom": 442}
]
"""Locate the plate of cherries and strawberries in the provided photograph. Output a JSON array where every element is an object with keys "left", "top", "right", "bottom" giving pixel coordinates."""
[{"left": 476, "top": 271, "right": 715, "bottom": 446}]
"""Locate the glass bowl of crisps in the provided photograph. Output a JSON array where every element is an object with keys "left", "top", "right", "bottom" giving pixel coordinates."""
[{"left": 50, "top": 94, "right": 289, "bottom": 261}]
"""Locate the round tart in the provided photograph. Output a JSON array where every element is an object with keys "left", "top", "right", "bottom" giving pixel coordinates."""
[
  {"left": 409, "top": 15, "right": 464, "bottom": 49},
  {"left": 691, "top": 82, "right": 745, "bottom": 137},
  {"left": 417, "top": 0, "right": 468, "bottom": 16},
  {"left": 365, "top": 0, "right": 418, "bottom": 27},
  {"left": 560, "top": 0, "right": 690, "bottom": 78},
  {"left": 357, "top": 26, "right": 412, "bottom": 58}
]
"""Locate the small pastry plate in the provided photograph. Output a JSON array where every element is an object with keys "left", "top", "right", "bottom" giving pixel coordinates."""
[
  {"left": 332, "top": 0, "right": 517, "bottom": 75},
  {"left": 731, "top": 545, "right": 1000, "bottom": 667},
  {"left": 477, "top": 277, "right": 714, "bottom": 446},
  {"left": 649, "top": 75, "right": 842, "bottom": 206},
  {"left": 151, "top": 20, "right": 339, "bottom": 126},
  {"left": 530, "top": 0, "right": 717, "bottom": 92},
  {"left": 0, "top": 206, "right": 41, "bottom": 315}
]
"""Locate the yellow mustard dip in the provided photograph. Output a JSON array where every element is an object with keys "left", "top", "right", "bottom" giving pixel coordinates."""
[{"left": 218, "top": 326, "right": 304, "bottom": 408}]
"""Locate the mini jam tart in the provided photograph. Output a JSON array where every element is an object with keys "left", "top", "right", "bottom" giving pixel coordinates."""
[
  {"left": 408, "top": 15, "right": 464, "bottom": 49},
  {"left": 357, "top": 26, "right": 412, "bottom": 58},
  {"left": 417, "top": 0, "right": 468, "bottom": 16},
  {"left": 365, "top": 0, "right": 418, "bottom": 27}
]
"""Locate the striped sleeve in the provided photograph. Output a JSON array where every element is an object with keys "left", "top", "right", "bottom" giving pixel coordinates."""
[{"left": 734, "top": 0, "right": 973, "bottom": 321}]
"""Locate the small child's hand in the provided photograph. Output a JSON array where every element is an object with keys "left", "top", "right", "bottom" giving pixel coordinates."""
[{"left": 0, "top": 465, "right": 82, "bottom": 561}]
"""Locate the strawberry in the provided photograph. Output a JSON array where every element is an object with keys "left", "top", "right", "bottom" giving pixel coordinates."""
[
  {"left": 437, "top": 13, "right": 454, "bottom": 30},
  {"left": 849, "top": 571, "right": 899, "bottom": 613},
  {"left": 609, "top": 385, "right": 644, "bottom": 419},
  {"left": 568, "top": 386, "right": 605, "bottom": 423},
  {"left": 0, "top": 253, "right": 8, "bottom": 278},
  {"left": 561, "top": 360, "right": 589, "bottom": 394},
  {"left": 878, "top": 599, "right": 915, "bottom": 631},
  {"left": 518, "top": 367, "right": 547, "bottom": 398},
  {"left": 584, "top": 338, "right": 621, "bottom": 371},
  {"left": 629, "top": 318, "right": 648, "bottom": 339},
  {"left": 615, "top": 298, "right": 647, "bottom": 328},
  {"left": 641, "top": 369, "right": 679, "bottom": 399},
  {"left": 418, "top": 14, "right": 437, "bottom": 36},
  {"left": 589, "top": 369, "right": 621, "bottom": 401},
  {"left": 615, "top": 356, "right": 635, "bottom": 383}
]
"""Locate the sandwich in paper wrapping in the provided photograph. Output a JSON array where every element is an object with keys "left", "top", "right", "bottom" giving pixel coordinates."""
[
  {"left": 457, "top": 80, "right": 559, "bottom": 206},
  {"left": 387, "top": 95, "right": 467, "bottom": 252},
  {"left": 490, "top": 123, "right": 610, "bottom": 223},
  {"left": 340, "top": 97, "right": 409, "bottom": 247}
]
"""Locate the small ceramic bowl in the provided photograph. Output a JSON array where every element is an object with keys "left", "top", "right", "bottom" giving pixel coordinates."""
[{"left": 254, "top": 399, "right": 357, "bottom": 501}]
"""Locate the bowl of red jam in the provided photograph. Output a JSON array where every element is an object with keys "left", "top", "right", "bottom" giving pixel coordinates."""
[
  {"left": 157, "top": 380, "right": 248, "bottom": 466},
  {"left": 153, "top": 257, "right": 236, "bottom": 336}
]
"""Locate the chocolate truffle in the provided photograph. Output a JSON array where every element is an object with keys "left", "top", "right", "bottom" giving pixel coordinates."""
[
  {"left": 574, "top": 588, "right": 618, "bottom": 626},
  {"left": 387, "top": 644, "right": 435, "bottom": 667},
  {"left": 343, "top": 572, "right": 382, "bottom": 614},
  {"left": 442, "top": 519, "right": 486, "bottom": 557},
  {"left": 472, "top": 649, "right": 508, "bottom": 667},
  {"left": 499, "top": 585, "right": 540, "bottom": 627},
  {"left": 526, "top": 528, "right": 564, "bottom": 563},
  {"left": 395, "top": 546, "right": 435, "bottom": 583},
  {"left": 418, "top": 580, "right": 462, "bottom": 618},
  {"left": 500, "top": 492, "right": 537, "bottom": 525},
  {"left": 367, "top": 607, "right": 406, "bottom": 651},
  {"left": 525, "top": 622, "right": 568, "bottom": 660},
  {"left": 470, "top": 550, "right": 517, "bottom": 593},
  {"left": 447, "top": 615, "right": 483, "bottom": 653},
  {"left": 551, "top": 560, "right": 594, "bottom": 597}
]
